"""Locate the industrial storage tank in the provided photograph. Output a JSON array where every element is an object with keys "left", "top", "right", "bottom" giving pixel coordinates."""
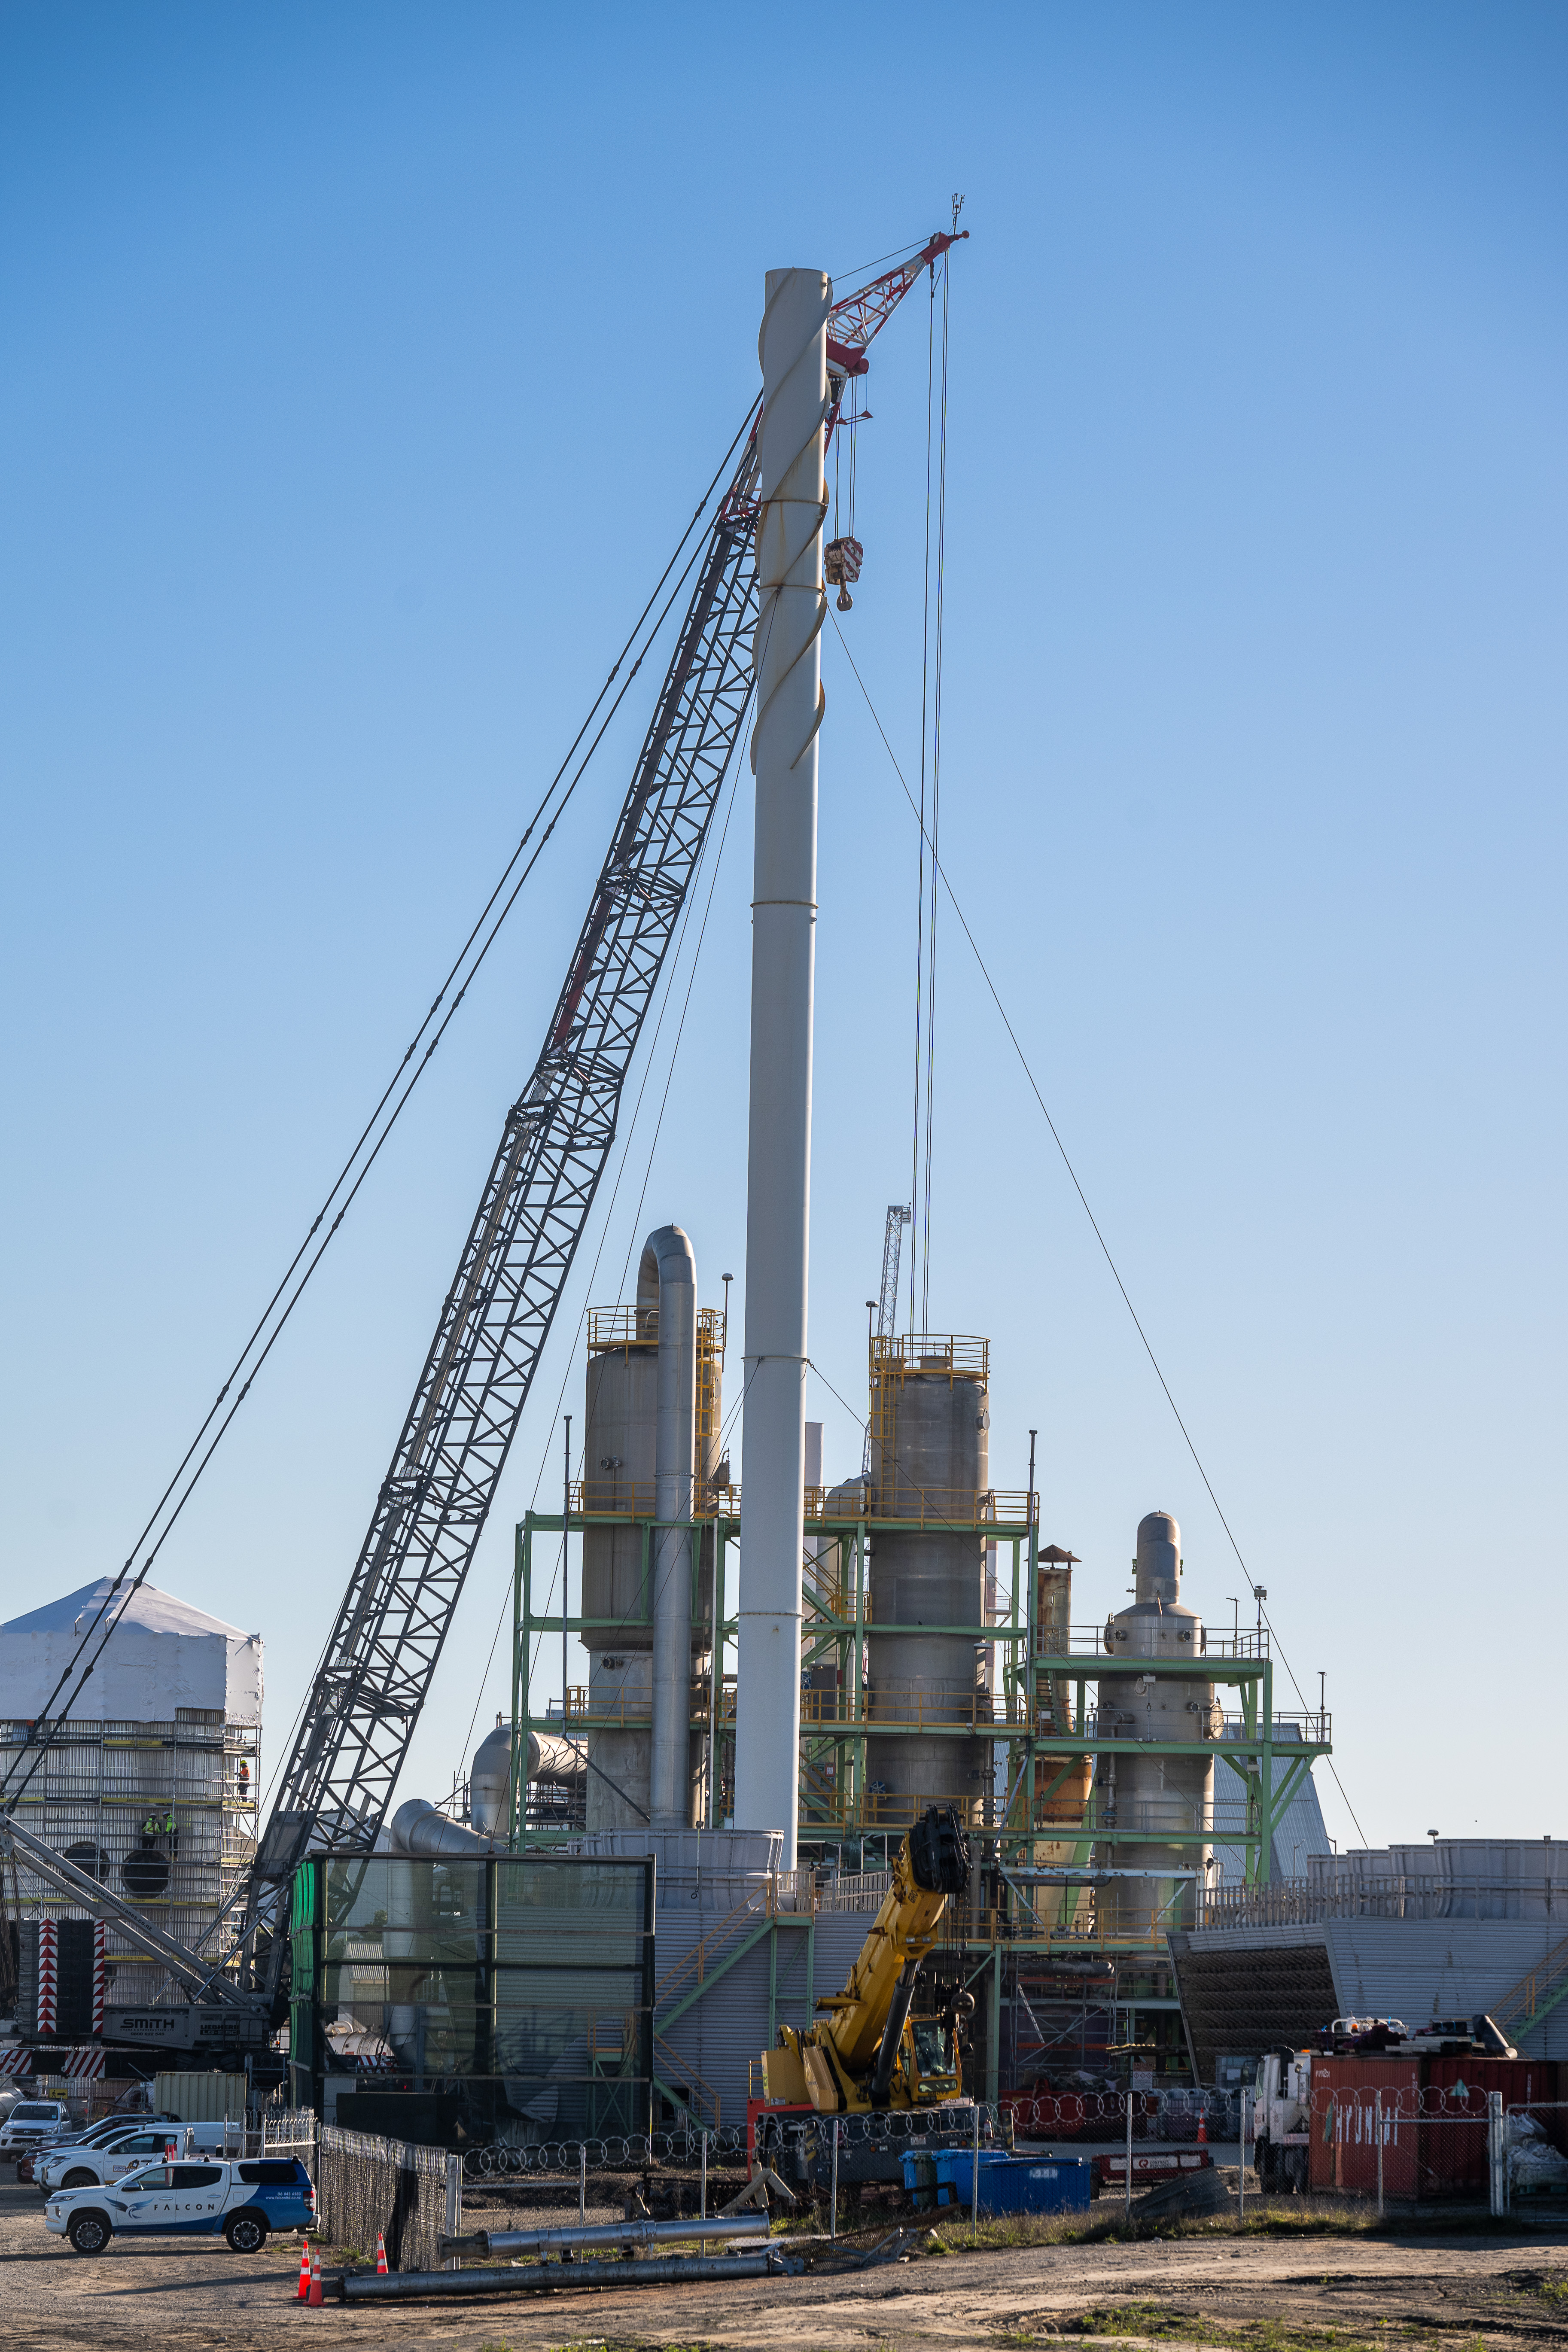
[
  {"left": 1094, "top": 1512, "right": 1213, "bottom": 1938},
  {"left": 580, "top": 1307, "right": 661, "bottom": 1832},
  {"left": 578, "top": 1226, "right": 722, "bottom": 1833},
  {"left": 865, "top": 1335, "right": 989, "bottom": 1829}
]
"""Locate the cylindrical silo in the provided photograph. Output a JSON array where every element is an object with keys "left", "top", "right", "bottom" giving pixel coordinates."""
[
  {"left": 866, "top": 1339, "right": 989, "bottom": 1830},
  {"left": 582, "top": 1314, "right": 659, "bottom": 1832},
  {"left": 579, "top": 1251, "right": 719, "bottom": 1835},
  {"left": 1094, "top": 1511, "right": 1213, "bottom": 1938}
]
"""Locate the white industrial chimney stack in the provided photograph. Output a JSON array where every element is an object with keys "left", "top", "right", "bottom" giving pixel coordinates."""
[{"left": 734, "top": 267, "right": 829, "bottom": 1866}]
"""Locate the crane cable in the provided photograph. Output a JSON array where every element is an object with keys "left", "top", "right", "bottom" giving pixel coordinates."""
[
  {"left": 444, "top": 593, "right": 781, "bottom": 1813},
  {"left": 908, "top": 239, "right": 953, "bottom": 1340},
  {"left": 0, "top": 408, "right": 761, "bottom": 1817},
  {"left": 830, "top": 612, "right": 1369, "bottom": 1850}
]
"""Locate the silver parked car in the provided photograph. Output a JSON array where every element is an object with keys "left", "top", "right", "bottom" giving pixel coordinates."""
[{"left": 0, "top": 2099, "right": 72, "bottom": 2158}]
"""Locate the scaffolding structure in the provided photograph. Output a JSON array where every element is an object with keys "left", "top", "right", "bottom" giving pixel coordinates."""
[{"left": 0, "top": 1711, "right": 260, "bottom": 2011}]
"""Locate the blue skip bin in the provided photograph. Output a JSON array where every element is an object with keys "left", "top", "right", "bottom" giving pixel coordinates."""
[
  {"left": 932, "top": 2148, "right": 1012, "bottom": 2207},
  {"left": 927, "top": 2152, "right": 1093, "bottom": 2217}
]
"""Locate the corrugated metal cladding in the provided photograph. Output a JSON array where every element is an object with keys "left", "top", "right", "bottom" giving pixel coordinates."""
[
  {"left": 1186, "top": 1922, "right": 1331, "bottom": 1952},
  {"left": 1321, "top": 1918, "right": 1568, "bottom": 2059},
  {"left": 653, "top": 1913, "right": 869, "bottom": 2133},
  {"left": 1211, "top": 1751, "right": 1331, "bottom": 1886}
]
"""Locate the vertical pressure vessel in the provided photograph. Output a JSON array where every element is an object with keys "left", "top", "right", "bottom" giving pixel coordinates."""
[
  {"left": 1094, "top": 1512, "right": 1213, "bottom": 1938},
  {"left": 866, "top": 1342, "right": 989, "bottom": 1828}
]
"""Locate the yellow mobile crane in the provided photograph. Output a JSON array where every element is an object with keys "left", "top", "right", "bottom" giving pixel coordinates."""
[{"left": 760, "top": 1807, "right": 972, "bottom": 2114}]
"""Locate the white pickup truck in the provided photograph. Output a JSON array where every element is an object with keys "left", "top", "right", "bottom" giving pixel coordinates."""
[
  {"left": 33, "top": 2121, "right": 233, "bottom": 2195},
  {"left": 47, "top": 2154, "right": 316, "bottom": 2255}
]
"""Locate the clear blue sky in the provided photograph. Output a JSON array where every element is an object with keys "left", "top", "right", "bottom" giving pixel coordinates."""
[{"left": 3, "top": 3, "right": 1563, "bottom": 1851}]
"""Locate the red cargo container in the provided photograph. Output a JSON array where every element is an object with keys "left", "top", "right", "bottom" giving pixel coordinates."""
[
  {"left": 1310, "top": 2058, "right": 1420, "bottom": 2198},
  {"left": 1310, "top": 2055, "right": 1562, "bottom": 2201}
]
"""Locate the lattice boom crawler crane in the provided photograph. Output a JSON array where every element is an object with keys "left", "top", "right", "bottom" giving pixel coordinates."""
[{"left": 0, "top": 229, "right": 968, "bottom": 2051}]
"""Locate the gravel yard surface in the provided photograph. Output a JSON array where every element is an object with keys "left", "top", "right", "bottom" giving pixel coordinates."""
[{"left": 3, "top": 2162, "right": 1565, "bottom": 2352}]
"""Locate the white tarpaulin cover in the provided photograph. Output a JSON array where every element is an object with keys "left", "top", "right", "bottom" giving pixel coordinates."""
[{"left": 0, "top": 1576, "right": 262, "bottom": 1724}]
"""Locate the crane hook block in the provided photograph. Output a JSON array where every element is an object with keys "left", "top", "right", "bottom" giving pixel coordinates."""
[{"left": 825, "top": 535, "right": 863, "bottom": 612}]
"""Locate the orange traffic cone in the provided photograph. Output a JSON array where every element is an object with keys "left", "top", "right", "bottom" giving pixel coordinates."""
[
  {"left": 297, "top": 2237, "right": 312, "bottom": 2299},
  {"left": 375, "top": 2230, "right": 389, "bottom": 2276},
  {"left": 308, "top": 2246, "right": 323, "bottom": 2307}
]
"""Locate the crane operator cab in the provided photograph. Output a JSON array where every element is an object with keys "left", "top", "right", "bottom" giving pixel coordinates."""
[{"left": 759, "top": 1804, "right": 971, "bottom": 2116}]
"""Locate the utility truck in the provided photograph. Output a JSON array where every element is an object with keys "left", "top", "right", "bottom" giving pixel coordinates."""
[{"left": 1251, "top": 2049, "right": 1313, "bottom": 2191}]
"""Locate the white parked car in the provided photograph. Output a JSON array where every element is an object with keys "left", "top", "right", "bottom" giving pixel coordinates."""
[
  {"left": 0, "top": 2099, "right": 72, "bottom": 2158},
  {"left": 33, "top": 2120, "right": 233, "bottom": 2193},
  {"left": 47, "top": 2154, "right": 316, "bottom": 2255},
  {"left": 31, "top": 2112, "right": 181, "bottom": 2181}
]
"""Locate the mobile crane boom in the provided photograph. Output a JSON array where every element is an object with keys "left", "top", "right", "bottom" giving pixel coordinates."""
[{"left": 763, "top": 1805, "right": 971, "bottom": 2112}]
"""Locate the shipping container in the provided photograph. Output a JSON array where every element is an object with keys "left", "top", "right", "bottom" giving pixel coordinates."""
[
  {"left": 1310, "top": 2054, "right": 1561, "bottom": 2200},
  {"left": 152, "top": 2070, "right": 246, "bottom": 2123}
]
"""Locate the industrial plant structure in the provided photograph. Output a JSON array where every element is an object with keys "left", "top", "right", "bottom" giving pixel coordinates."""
[
  {"left": 0, "top": 1579, "right": 261, "bottom": 2041},
  {"left": 502, "top": 1262, "right": 1337, "bottom": 2122},
  {"left": 14, "top": 231, "right": 1558, "bottom": 2172}
]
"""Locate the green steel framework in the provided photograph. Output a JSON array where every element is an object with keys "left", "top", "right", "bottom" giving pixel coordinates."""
[
  {"left": 509, "top": 1500, "right": 1332, "bottom": 2109},
  {"left": 509, "top": 1500, "right": 1331, "bottom": 1908}
]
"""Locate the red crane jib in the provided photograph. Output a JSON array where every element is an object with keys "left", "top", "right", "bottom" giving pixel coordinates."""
[{"left": 826, "top": 231, "right": 968, "bottom": 366}]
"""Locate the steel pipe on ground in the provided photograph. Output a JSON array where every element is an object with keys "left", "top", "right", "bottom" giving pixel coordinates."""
[
  {"left": 342, "top": 2250, "right": 789, "bottom": 2301},
  {"left": 445, "top": 2212, "right": 769, "bottom": 2259}
]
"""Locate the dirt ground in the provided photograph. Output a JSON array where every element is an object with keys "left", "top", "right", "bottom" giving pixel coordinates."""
[{"left": 3, "top": 2165, "right": 1566, "bottom": 2352}]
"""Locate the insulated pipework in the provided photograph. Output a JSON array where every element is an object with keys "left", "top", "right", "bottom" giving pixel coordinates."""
[{"left": 642, "top": 1226, "right": 698, "bottom": 1828}]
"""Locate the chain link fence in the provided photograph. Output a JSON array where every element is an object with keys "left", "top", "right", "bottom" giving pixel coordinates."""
[{"left": 312, "top": 2124, "right": 451, "bottom": 2269}]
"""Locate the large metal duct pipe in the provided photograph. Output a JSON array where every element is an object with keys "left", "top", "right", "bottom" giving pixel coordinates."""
[
  {"left": 344, "top": 2250, "right": 785, "bottom": 2302},
  {"left": 736, "top": 265, "right": 829, "bottom": 1866},
  {"left": 389, "top": 1798, "right": 490, "bottom": 1857},
  {"left": 641, "top": 1224, "right": 698, "bottom": 1829},
  {"left": 460, "top": 2211, "right": 770, "bottom": 2258},
  {"left": 469, "top": 1724, "right": 583, "bottom": 1838}
]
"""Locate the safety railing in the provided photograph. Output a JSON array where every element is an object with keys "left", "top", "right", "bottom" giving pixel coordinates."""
[
  {"left": 553, "top": 1482, "right": 1038, "bottom": 1530},
  {"left": 653, "top": 2033, "right": 721, "bottom": 2132},
  {"left": 587, "top": 1304, "right": 726, "bottom": 1351},
  {"left": 1492, "top": 1935, "right": 1568, "bottom": 2033},
  {"left": 802, "top": 1577, "right": 871, "bottom": 1625},
  {"left": 816, "top": 1869, "right": 891, "bottom": 1914},
  {"left": 1037, "top": 1623, "right": 1270, "bottom": 1661},
  {"left": 870, "top": 1333, "right": 990, "bottom": 1380},
  {"left": 1198, "top": 1876, "right": 1549, "bottom": 1929},
  {"left": 804, "top": 1484, "right": 1035, "bottom": 1527}
]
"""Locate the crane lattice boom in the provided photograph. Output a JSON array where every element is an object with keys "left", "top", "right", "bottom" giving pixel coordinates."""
[
  {"left": 3, "top": 234, "right": 964, "bottom": 2028},
  {"left": 244, "top": 460, "right": 760, "bottom": 1988}
]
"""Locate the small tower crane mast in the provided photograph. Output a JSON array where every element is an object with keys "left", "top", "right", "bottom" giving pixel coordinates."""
[{"left": 862, "top": 1204, "right": 912, "bottom": 1476}]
